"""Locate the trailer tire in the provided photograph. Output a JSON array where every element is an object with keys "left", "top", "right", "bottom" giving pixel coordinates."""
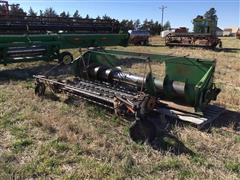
[{"left": 59, "top": 51, "right": 73, "bottom": 65}]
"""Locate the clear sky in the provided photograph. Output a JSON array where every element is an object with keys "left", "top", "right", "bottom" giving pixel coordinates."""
[{"left": 8, "top": 0, "right": 240, "bottom": 30}]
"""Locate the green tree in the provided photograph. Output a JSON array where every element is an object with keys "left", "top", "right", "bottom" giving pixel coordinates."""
[
  {"left": 163, "top": 21, "right": 171, "bottom": 30},
  {"left": 96, "top": 16, "right": 101, "bottom": 20},
  {"left": 9, "top": 4, "right": 26, "bottom": 17},
  {"left": 142, "top": 19, "right": 149, "bottom": 30},
  {"left": 120, "top": 19, "right": 133, "bottom": 32},
  {"left": 133, "top": 19, "right": 141, "bottom": 30},
  {"left": 73, "top": 10, "right": 81, "bottom": 18},
  {"left": 28, "top": 7, "right": 37, "bottom": 16},
  {"left": 112, "top": 19, "right": 120, "bottom": 33},
  {"left": 102, "top": 14, "right": 111, "bottom": 20},
  {"left": 66, "top": 12, "right": 70, "bottom": 17},
  {"left": 85, "top": 14, "right": 90, "bottom": 19},
  {"left": 141, "top": 19, "right": 164, "bottom": 35},
  {"left": 204, "top": 8, "right": 218, "bottom": 22},
  {"left": 43, "top": 7, "right": 58, "bottom": 17},
  {"left": 60, "top": 11, "right": 70, "bottom": 18},
  {"left": 127, "top": 20, "right": 134, "bottom": 30},
  {"left": 39, "top": 10, "right": 43, "bottom": 17},
  {"left": 153, "top": 21, "right": 162, "bottom": 35}
]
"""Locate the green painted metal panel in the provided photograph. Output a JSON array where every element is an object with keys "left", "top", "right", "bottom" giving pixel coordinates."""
[
  {"left": 58, "top": 34, "right": 129, "bottom": 48},
  {"left": 0, "top": 33, "right": 129, "bottom": 48}
]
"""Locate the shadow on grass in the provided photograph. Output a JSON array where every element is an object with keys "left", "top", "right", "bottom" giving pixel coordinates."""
[
  {"left": 214, "top": 47, "right": 240, "bottom": 53},
  {"left": 131, "top": 107, "right": 240, "bottom": 155},
  {"left": 150, "top": 130, "right": 195, "bottom": 156},
  {"left": 129, "top": 114, "right": 196, "bottom": 156},
  {"left": 43, "top": 92, "right": 61, "bottom": 102},
  {"left": 0, "top": 63, "right": 72, "bottom": 83},
  {"left": 147, "top": 44, "right": 166, "bottom": 47},
  {"left": 211, "top": 110, "right": 240, "bottom": 131}
]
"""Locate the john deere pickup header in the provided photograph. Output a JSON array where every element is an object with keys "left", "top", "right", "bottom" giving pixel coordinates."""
[{"left": 34, "top": 48, "right": 223, "bottom": 142}]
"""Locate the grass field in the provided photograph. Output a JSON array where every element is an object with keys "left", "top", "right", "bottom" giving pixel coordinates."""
[{"left": 0, "top": 37, "right": 239, "bottom": 179}]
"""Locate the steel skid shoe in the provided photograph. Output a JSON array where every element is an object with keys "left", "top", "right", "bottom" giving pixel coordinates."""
[
  {"left": 129, "top": 95, "right": 157, "bottom": 143},
  {"left": 35, "top": 80, "right": 46, "bottom": 97}
]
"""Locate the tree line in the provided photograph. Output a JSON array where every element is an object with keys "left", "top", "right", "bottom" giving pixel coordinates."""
[{"left": 0, "top": 4, "right": 171, "bottom": 35}]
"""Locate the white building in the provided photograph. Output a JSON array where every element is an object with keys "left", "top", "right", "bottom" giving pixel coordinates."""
[
  {"left": 216, "top": 27, "right": 223, "bottom": 37},
  {"left": 161, "top": 29, "right": 175, "bottom": 38},
  {"left": 223, "top": 27, "right": 240, "bottom": 37}
]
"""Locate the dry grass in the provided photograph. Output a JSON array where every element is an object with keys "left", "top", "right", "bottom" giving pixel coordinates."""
[{"left": 0, "top": 37, "right": 240, "bottom": 179}]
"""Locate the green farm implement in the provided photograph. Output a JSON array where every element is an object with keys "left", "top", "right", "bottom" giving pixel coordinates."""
[
  {"left": 34, "top": 48, "right": 223, "bottom": 141},
  {"left": 0, "top": 15, "right": 120, "bottom": 34},
  {"left": 165, "top": 12, "right": 222, "bottom": 48},
  {"left": 0, "top": 33, "right": 129, "bottom": 65}
]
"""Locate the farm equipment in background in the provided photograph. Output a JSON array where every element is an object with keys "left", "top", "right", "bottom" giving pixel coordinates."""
[
  {"left": 0, "top": 3, "right": 128, "bottom": 66},
  {"left": 236, "top": 28, "right": 240, "bottom": 39},
  {"left": 34, "top": 49, "right": 223, "bottom": 141},
  {"left": 165, "top": 15, "right": 222, "bottom": 48},
  {"left": 0, "top": 33, "right": 129, "bottom": 65},
  {"left": 0, "top": 1, "right": 120, "bottom": 34},
  {"left": 129, "top": 30, "right": 150, "bottom": 45},
  {"left": 0, "top": 15, "right": 120, "bottom": 34}
]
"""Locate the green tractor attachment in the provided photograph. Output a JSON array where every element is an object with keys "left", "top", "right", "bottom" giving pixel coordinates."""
[
  {"left": 0, "top": 33, "right": 129, "bottom": 65},
  {"left": 34, "top": 48, "right": 223, "bottom": 141},
  {"left": 73, "top": 49, "right": 220, "bottom": 113}
]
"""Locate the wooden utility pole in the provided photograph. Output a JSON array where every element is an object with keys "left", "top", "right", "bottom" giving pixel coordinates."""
[{"left": 159, "top": 5, "right": 167, "bottom": 32}]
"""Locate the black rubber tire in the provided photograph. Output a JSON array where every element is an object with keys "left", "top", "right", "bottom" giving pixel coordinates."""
[
  {"left": 35, "top": 82, "right": 46, "bottom": 96},
  {"left": 58, "top": 51, "right": 73, "bottom": 65},
  {"left": 129, "top": 120, "right": 156, "bottom": 144}
]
